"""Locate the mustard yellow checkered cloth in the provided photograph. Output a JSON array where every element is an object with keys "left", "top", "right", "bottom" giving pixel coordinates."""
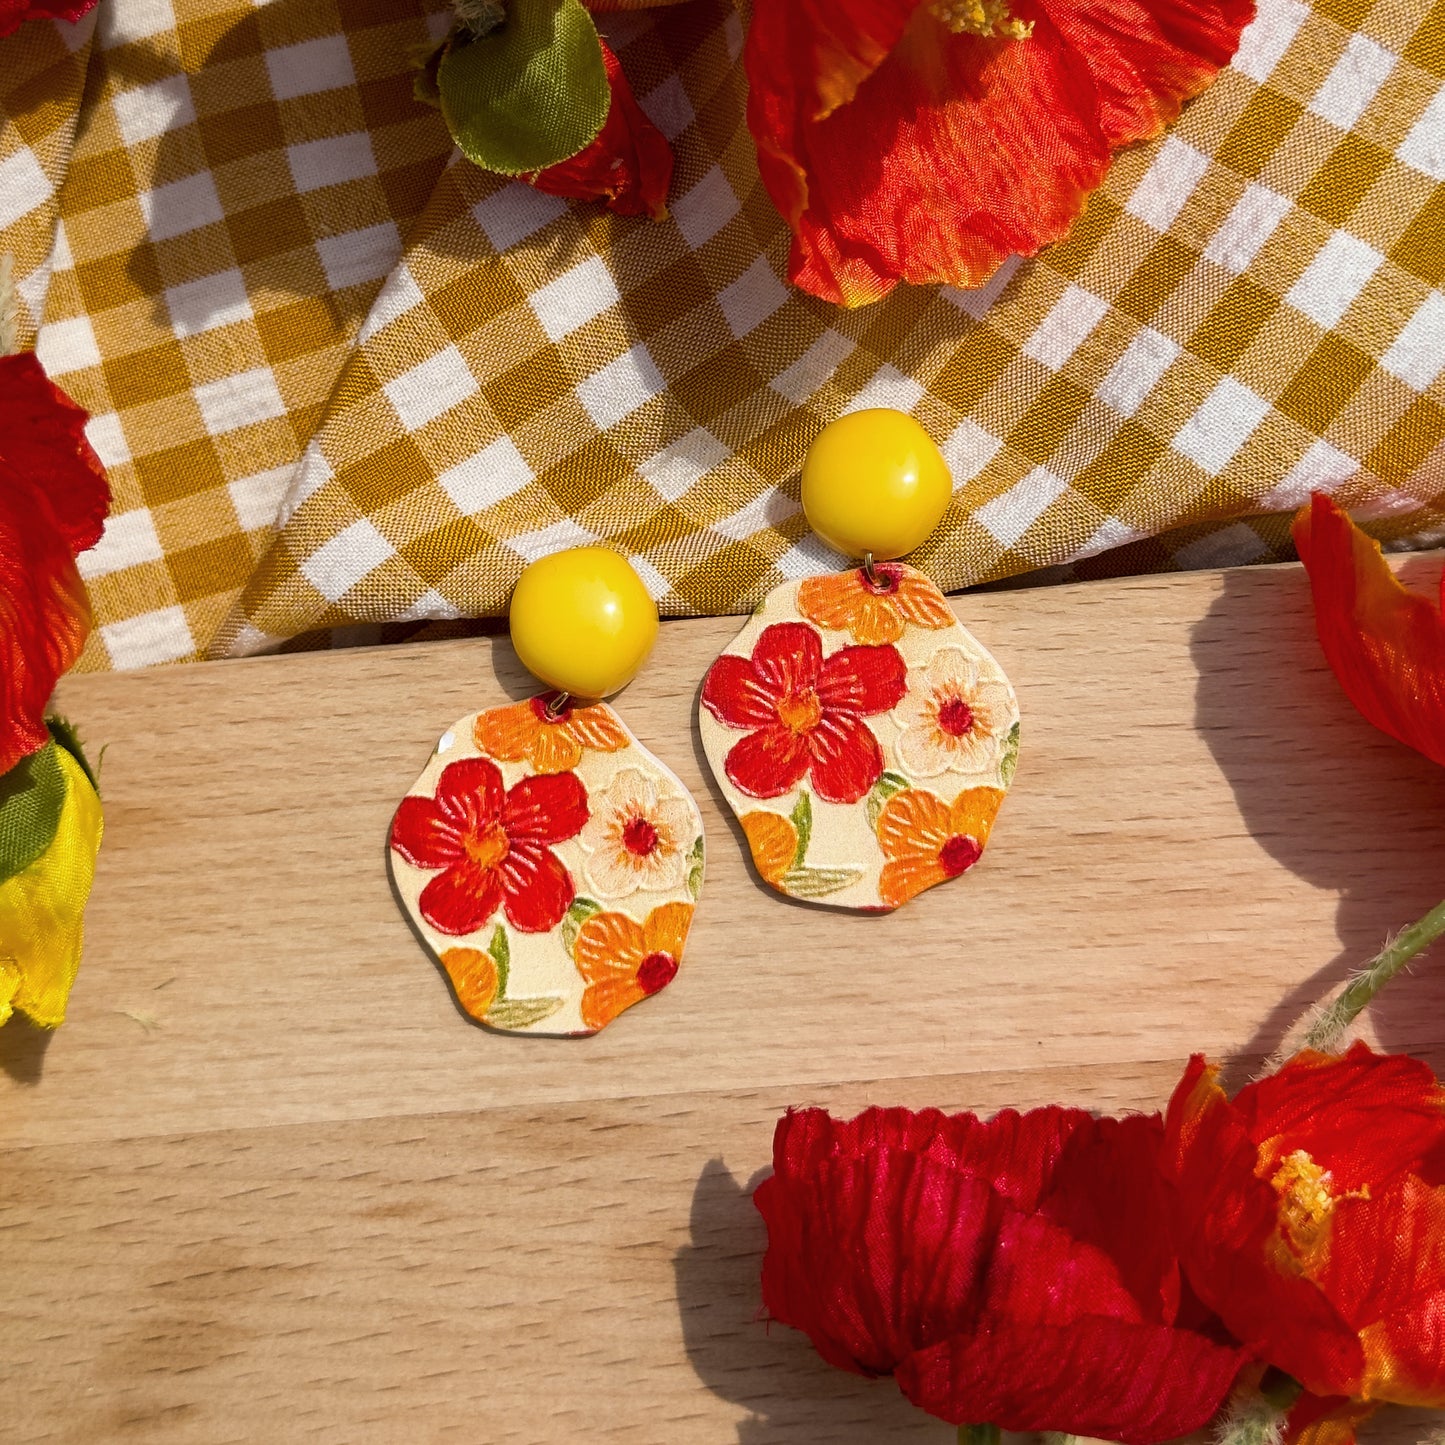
[{"left": 3, "top": 0, "right": 1443, "bottom": 668}]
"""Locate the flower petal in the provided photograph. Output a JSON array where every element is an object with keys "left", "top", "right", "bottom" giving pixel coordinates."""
[
  {"left": 503, "top": 770, "right": 589, "bottom": 844},
  {"left": 702, "top": 655, "right": 784, "bottom": 730},
  {"left": 390, "top": 794, "right": 460, "bottom": 868},
  {"left": 818, "top": 644, "right": 907, "bottom": 715},
  {"left": 724, "top": 723, "right": 812, "bottom": 799},
  {"left": 433, "top": 757, "right": 506, "bottom": 836},
  {"left": 418, "top": 860, "right": 504, "bottom": 935},
  {"left": 438, "top": 946, "right": 499, "bottom": 1021},
  {"left": 897, "top": 1311, "right": 1245, "bottom": 1442},
  {"left": 1292, "top": 493, "right": 1445, "bottom": 770},
  {"left": 530, "top": 42, "right": 674, "bottom": 218},
  {"left": 500, "top": 840, "right": 575, "bottom": 932},
  {"left": 808, "top": 709, "right": 886, "bottom": 804},
  {"left": 741, "top": 810, "right": 799, "bottom": 885},
  {"left": 752, "top": 622, "right": 824, "bottom": 696}
]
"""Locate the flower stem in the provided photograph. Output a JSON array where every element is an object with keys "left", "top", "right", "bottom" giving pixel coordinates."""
[
  {"left": 1303, "top": 896, "right": 1445, "bottom": 1054},
  {"left": 957, "top": 1427, "right": 1000, "bottom": 1445}
]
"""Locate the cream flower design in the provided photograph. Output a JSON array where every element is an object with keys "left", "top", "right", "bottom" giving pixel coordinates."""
[
  {"left": 579, "top": 767, "right": 693, "bottom": 899},
  {"left": 893, "top": 646, "right": 1014, "bottom": 781}
]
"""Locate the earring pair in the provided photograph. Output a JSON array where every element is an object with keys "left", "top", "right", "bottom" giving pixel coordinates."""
[{"left": 388, "top": 408, "right": 1020, "bottom": 1036}]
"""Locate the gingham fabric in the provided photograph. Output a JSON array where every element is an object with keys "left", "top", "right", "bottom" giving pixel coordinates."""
[{"left": 3, "top": 0, "right": 1444, "bottom": 668}]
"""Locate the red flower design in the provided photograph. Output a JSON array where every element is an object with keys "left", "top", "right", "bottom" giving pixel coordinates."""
[
  {"left": 0, "top": 0, "right": 96, "bottom": 38},
  {"left": 0, "top": 353, "right": 111, "bottom": 777},
  {"left": 1164, "top": 1043, "right": 1445, "bottom": 1413},
  {"left": 390, "top": 757, "right": 588, "bottom": 935},
  {"left": 756, "top": 1105, "right": 1246, "bottom": 1440},
  {"left": 745, "top": 0, "right": 1252, "bottom": 305},
  {"left": 1292, "top": 493, "right": 1445, "bottom": 770},
  {"left": 701, "top": 622, "right": 906, "bottom": 803},
  {"left": 528, "top": 42, "right": 674, "bottom": 219}
]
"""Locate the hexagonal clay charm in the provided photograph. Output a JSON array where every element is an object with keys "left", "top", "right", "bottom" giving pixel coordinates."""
[
  {"left": 699, "top": 563, "right": 1018, "bottom": 911},
  {"left": 390, "top": 697, "right": 704, "bottom": 1035}
]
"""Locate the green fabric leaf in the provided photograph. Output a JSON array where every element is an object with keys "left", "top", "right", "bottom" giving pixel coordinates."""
[
  {"left": 437, "top": 0, "right": 610, "bottom": 175},
  {"left": 0, "top": 743, "right": 66, "bottom": 883},
  {"left": 788, "top": 791, "right": 813, "bottom": 869},
  {"left": 46, "top": 715, "right": 99, "bottom": 794},
  {"left": 486, "top": 924, "right": 511, "bottom": 998}
]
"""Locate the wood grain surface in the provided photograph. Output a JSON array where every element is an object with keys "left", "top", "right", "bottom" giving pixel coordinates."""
[{"left": 6, "top": 559, "right": 1445, "bottom": 1444}]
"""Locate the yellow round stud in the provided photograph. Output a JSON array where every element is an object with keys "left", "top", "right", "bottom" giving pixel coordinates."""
[
  {"left": 800, "top": 408, "right": 952, "bottom": 561},
  {"left": 509, "top": 546, "right": 659, "bottom": 700}
]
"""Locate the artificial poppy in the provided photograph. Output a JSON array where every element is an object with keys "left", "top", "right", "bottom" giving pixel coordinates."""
[
  {"left": 0, "top": 353, "right": 111, "bottom": 778},
  {"left": 528, "top": 41, "right": 674, "bottom": 218},
  {"left": 701, "top": 622, "right": 906, "bottom": 803},
  {"left": 876, "top": 784, "right": 1003, "bottom": 907},
  {"left": 1292, "top": 493, "right": 1445, "bottom": 771},
  {"left": 475, "top": 694, "right": 628, "bottom": 774},
  {"left": 390, "top": 756, "right": 588, "bottom": 934},
  {"left": 1163, "top": 1043, "right": 1445, "bottom": 1417},
  {"left": 573, "top": 898, "right": 693, "bottom": 1030},
  {"left": 797, "top": 562, "right": 955, "bottom": 646},
  {"left": 0, "top": 0, "right": 97, "bottom": 37},
  {"left": 756, "top": 1104, "right": 1247, "bottom": 1439},
  {"left": 577, "top": 765, "right": 695, "bottom": 898},
  {"left": 893, "top": 646, "right": 1016, "bottom": 781},
  {"left": 745, "top": 0, "right": 1253, "bottom": 305}
]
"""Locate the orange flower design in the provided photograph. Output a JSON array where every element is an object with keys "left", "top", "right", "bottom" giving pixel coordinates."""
[
  {"left": 573, "top": 900, "right": 694, "bottom": 1032},
  {"left": 437, "top": 947, "right": 499, "bottom": 1022},
  {"left": 741, "top": 811, "right": 799, "bottom": 886},
  {"left": 474, "top": 695, "right": 627, "bottom": 774},
  {"left": 878, "top": 786, "right": 1004, "bottom": 908},
  {"left": 797, "top": 563, "right": 955, "bottom": 645}
]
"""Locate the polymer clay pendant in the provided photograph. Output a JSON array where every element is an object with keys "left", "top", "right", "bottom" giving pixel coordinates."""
[
  {"left": 390, "top": 549, "right": 704, "bottom": 1036},
  {"left": 699, "top": 410, "right": 1019, "bottom": 912}
]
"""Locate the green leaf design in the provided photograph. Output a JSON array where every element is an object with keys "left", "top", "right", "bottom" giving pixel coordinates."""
[
  {"left": 437, "top": 0, "right": 610, "bottom": 175},
  {"left": 485, "top": 995, "right": 565, "bottom": 1030},
  {"left": 788, "top": 791, "right": 813, "bottom": 869},
  {"left": 864, "top": 770, "right": 910, "bottom": 831},
  {"left": 686, "top": 835, "right": 705, "bottom": 902},
  {"left": 486, "top": 924, "right": 511, "bottom": 999},
  {"left": 1000, "top": 721, "right": 1021, "bottom": 788},
  {"left": 561, "top": 896, "right": 602, "bottom": 956},
  {"left": 782, "top": 865, "right": 864, "bottom": 900},
  {"left": 0, "top": 742, "right": 66, "bottom": 883}
]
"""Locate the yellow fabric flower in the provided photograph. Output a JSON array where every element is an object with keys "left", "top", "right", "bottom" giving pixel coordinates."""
[{"left": 0, "top": 747, "right": 103, "bottom": 1029}]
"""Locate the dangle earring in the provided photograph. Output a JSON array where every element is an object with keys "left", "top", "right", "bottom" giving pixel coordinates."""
[
  {"left": 699, "top": 409, "right": 1019, "bottom": 912},
  {"left": 389, "top": 548, "right": 704, "bottom": 1035}
]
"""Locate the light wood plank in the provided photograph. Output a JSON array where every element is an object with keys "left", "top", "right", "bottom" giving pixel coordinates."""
[{"left": 5, "top": 557, "right": 1445, "bottom": 1442}]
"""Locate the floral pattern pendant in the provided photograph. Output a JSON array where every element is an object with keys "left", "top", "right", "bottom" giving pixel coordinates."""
[
  {"left": 699, "top": 563, "right": 1018, "bottom": 911},
  {"left": 390, "top": 696, "right": 704, "bottom": 1035}
]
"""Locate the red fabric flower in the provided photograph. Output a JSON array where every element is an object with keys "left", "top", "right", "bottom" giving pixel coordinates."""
[
  {"left": 1292, "top": 493, "right": 1445, "bottom": 770},
  {"left": 0, "top": 353, "right": 110, "bottom": 777},
  {"left": 756, "top": 1105, "right": 1247, "bottom": 1441},
  {"left": 0, "top": 0, "right": 96, "bottom": 38},
  {"left": 745, "top": 0, "right": 1253, "bottom": 305},
  {"left": 1163, "top": 1043, "right": 1445, "bottom": 1411},
  {"left": 701, "top": 622, "right": 906, "bottom": 803},
  {"left": 390, "top": 757, "right": 588, "bottom": 935},
  {"left": 528, "top": 41, "right": 674, "bottom": 219}
]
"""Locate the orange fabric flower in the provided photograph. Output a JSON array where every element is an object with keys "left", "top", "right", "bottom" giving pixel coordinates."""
[
  {"left": 474, "top": 694, "right": 627, "bottom": 774},
  {"left": 437, "top": 946, "right": 499, "bottom": 1021},
  {"left": 574, "top": 900, "right": 693, "bottom": 1031},
  {"left": 0, "top": 354, "right": 110, "bottom": 777},
  {"left": 745, "top": 0, "right": 1253, "bottom": 305},
  {"left": 877, "top": 785, "right": 1003, "bottom": 908},
  {"left": 740, "top": 810, "right": 799, "bottom": 886},
  {"left": 1292, "top": 493, "right": 1445, "bottom": 770},
  {"left": 1164, "top": 1044, "right": 1445, "bottom": 1412},
  {"left": 797, "top": 562, "right": 954, "bottom": 645}
]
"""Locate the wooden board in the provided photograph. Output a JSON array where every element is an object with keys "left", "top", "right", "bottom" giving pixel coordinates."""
[{"left": 6, "top": 558, "right": 1445, "bottom": 1444}]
